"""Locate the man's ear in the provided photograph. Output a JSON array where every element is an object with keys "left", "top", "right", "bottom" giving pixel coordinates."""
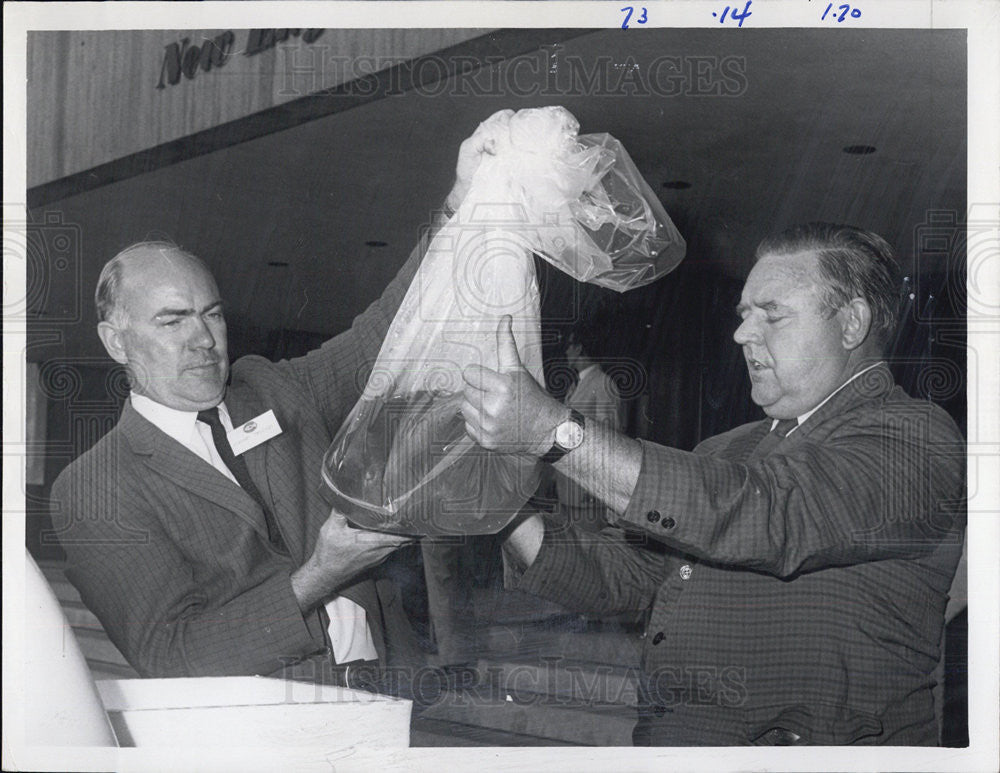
[
  {"left": 97, "top": 321, "right": 129, "bottom": 365},
  {"left": 839, "top": 298, "right": 873, "bottom": 351}
]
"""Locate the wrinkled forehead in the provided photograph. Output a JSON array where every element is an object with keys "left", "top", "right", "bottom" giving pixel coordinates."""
[
  {"left": 120, "top": 246, "right": 217, "bottom": 296},
  {"left": 742, "top": 250, "right": 823, "bottom": 300}
]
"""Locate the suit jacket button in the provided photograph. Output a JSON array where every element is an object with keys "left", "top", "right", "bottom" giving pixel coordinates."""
[
  {"left": 646, "top": 510, "right": 661, "bottom": 523},
  {"left": 652, "top": 631, "right": 665, "bottom": 645},
  {"left": 661, "top": 516, "right": 676, "bottom": 529},
  {"left": 679, "top": 564, "right": 693, "bottom": 580}
]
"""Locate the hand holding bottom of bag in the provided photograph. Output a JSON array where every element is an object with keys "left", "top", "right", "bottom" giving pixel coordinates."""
[{"left": 291, "top": 509, "right": 413, "bottom": 611}]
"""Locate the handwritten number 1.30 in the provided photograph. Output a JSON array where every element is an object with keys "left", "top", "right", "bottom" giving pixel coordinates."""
[
  {"left": 620, "top": 6, "right": 648, "bottom": 29},
  {"left": 713, "top": 1, "right": 752, "bottom": 27},
  {"left": 822, "top": 3, "right": 862, "bottom": 21}
]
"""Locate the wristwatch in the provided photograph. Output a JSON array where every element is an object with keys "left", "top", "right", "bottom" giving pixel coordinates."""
[{"left": 541, "top": 409, "right": 586, "bottom": 464}]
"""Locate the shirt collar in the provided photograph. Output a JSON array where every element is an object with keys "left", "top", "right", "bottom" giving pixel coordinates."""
[
  {"left": 770, "top": 361, "right": 884, "bottom": 436},
  {"left": 130, "top": 393, "right": 231, "bottom": 446}
]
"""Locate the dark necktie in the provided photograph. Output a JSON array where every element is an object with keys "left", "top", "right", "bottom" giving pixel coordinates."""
[
  {"left": 748, "top": 417, "right": 798, "bottom": 461},
  {"left": 197, "top": 407, "right": 287, "bottom": 551}
]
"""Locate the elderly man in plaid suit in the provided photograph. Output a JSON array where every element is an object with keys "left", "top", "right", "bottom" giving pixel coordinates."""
[{"left": 461, "top": 223, "right": 965, "bottom": 745}]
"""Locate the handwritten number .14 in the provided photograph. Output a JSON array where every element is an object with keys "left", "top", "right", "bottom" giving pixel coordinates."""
[
  {"left": 620, "top": 6, "right": 648, "bottom": 29},
  {"left": 713, "top": 1, "right": 753, "bottom": 27}
]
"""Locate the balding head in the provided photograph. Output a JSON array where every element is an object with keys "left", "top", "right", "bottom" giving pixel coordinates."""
[
  {"left": 95, "top": 241, "right": 229, "bottom": 411},
  {"left": 96, "top": 241, "right": 212, "bottom": 327}
]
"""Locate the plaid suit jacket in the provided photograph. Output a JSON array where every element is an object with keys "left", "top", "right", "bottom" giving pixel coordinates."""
[
  {"left": 519, "top": 364, "right": 966, "bottom": 745},
  {"left": 52, "top": 242, "right": 425, "bottom": 679}
]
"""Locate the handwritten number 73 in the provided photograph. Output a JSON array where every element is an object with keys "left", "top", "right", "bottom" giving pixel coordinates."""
[{"left": 620, "top": 6, "right": 648, "bottom": 29}]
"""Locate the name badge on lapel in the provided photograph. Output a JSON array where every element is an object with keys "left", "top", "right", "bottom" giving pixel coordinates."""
[{"left": 227, "top": 410, "right": 283, "bottom": 456}]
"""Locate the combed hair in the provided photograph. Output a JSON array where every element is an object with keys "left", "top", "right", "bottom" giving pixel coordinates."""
[
  {"left": 755, "top": 223, "right": 901, "bottom": 349},
  {"left": 95, "top": 240, "right": 205, "bottom": 325}
]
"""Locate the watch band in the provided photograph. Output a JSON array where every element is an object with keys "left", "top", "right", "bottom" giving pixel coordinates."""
[{"left": 540, "top": 409, "right": 585, "bottom": 464}]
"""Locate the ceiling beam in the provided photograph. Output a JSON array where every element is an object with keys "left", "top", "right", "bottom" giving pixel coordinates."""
[{"left": 28, "top": 28, "right": 597, "bottom": 210}]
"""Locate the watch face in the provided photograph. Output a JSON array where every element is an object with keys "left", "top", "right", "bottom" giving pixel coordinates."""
[{"left": 556, "top": 419, "right": 585, "bottom": 450}]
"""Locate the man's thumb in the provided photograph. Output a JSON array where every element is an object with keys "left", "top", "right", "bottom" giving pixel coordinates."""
[{"left": 496, "top": 315, "right": 522, "bottom": 373}]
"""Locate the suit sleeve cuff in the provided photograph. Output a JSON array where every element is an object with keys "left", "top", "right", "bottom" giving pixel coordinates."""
[
  {"left": 237, "top": 572, "right": 329, "bottom": 671},
  {"left": 619, "top": 439, "right": 686, "bottom": 536}
]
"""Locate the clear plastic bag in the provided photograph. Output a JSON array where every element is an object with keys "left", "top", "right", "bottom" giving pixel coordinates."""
[{"left": 323, "top": 107, "right": 685, "bottom": 536}]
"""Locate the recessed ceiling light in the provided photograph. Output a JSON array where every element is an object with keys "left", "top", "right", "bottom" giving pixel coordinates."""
[
  {"left": 365, "top": 240, "right": 389, "bottom": 248},
  {"left": 662, "top": 180, "right": 692, "bottom": 190},
  {"left": 267, "top": 261, "right": 289, "bottom": 267},
  {"left": 842, "top": 145, "right": 877, "bottom": 155}
]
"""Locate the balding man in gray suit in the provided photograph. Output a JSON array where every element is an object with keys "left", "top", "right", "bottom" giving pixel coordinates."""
[{"left": 52, "top": 125, "right": 497, "bottom": 689}]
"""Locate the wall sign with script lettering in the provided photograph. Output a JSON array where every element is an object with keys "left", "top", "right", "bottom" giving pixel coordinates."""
[{"left": 157, "top": 29, "right": 326, "bottom": 89}]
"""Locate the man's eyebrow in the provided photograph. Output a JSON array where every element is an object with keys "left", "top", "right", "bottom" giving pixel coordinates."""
[
  {"left": 735, "top": 298, "right": 789, "bottom": 316},
  {"left": 153, "top": 307, "right": 194, "bottom": 318},
  {"left": 154, "top": 300, "right": 223, "bottom": 318}
]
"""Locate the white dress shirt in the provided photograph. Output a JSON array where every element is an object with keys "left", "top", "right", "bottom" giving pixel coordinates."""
[{"left": 130, "top": 393, "right": 377, "bottom": 664}]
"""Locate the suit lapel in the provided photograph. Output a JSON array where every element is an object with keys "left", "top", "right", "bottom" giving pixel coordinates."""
[
  {"left": 119, "top": 401, "right": 270, "bottom": 540},
  {"left": 725, "top": 362, "right": 896, "bottom": 461},
  {"left": 793, "top": 361, "right": 895, "bottom": 441},
  {"left": 225, "top": 383, "right": 302, "bottom": 557},
  {"left": 721, "top": 421, "right": 771, "bottom": 463}
]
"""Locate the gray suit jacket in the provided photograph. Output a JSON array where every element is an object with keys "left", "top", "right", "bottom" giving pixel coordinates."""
[
  {"left": 52, "top": 243, "right": 424, "bottom": 679},
  {"left": 520, "top": 365, "right": 966, "bottom": 744}
]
